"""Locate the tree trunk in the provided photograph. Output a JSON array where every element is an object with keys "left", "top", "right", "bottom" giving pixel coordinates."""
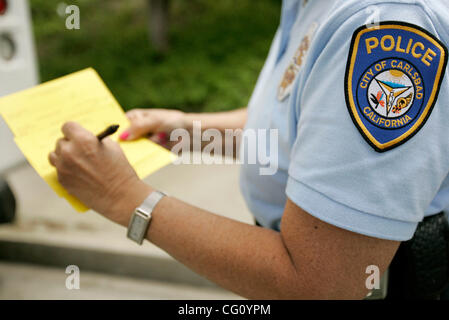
[{"left": 148, "top": 0, "right": 170, "bottom": 53}]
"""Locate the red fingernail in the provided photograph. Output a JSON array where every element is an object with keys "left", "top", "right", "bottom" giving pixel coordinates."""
[
  {"left": 157, "top": 132, "right": 167, "bottom": 140},
  {"left": 119, "top": 131, "right": 130, "bottom": 140}
]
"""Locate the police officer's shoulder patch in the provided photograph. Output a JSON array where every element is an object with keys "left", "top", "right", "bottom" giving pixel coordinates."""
[{"left": 344, "top": 21, "right": 448, "bottom": 152}]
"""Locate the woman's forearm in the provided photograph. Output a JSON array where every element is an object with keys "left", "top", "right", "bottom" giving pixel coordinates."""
[
  {"left": 180, "top": 108, "right": 247, "bottom": 157},
  {"left": 116, "top": 188, "right": 299, "bottom": 300},
  {"left": 184, "top": 107, "right": 248, "bottom": 133}
]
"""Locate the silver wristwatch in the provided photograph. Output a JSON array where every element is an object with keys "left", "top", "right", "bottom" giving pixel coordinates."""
[{"left": 127, "top": 190, "right": 166, "bottom": 245}]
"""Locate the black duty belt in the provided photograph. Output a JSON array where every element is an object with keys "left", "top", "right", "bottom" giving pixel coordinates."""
[{"left": 386, "top": 211, "right": 449, "bottom": 299}]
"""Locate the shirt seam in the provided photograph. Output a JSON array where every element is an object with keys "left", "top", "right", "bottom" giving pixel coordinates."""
[
  {"left": 287, "top": 171, "right": 423, "bottom": 224},
  {"left": 286, "top": 175, "right": 418, "bottom": 240}
]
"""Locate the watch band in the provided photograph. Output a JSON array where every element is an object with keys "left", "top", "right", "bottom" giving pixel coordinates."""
[{"left": 127, "top": 190, "right": 166, "bottom": 245}]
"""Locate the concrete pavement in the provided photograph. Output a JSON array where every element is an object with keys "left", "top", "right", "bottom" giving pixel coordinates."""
[{"left": 0, "top": 261, "right": 242, "bottom": 300}]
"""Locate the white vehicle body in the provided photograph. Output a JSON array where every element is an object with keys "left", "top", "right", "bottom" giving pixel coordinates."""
[{"left": 0, "top": 0, "right": 38, "bottom": 173}]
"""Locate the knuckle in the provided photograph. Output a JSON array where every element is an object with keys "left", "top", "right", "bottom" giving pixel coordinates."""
[
  {"left": 56, "top": 139, "right": 64, "bottom": 151},
  {"left": 127, "top": 109, "right": 143, "bottom": 119},
  {"left": 77, "top": 132, "right": 94, "bottom": 144},
  {"left": 60, "top": 144, "right": 73, "bottom": 160},
  {"left": 131, "top": 119, "right": 146, "bottom": 130},
  {"left": 81, "top": 140, "right": 98, "bottom": 156}
]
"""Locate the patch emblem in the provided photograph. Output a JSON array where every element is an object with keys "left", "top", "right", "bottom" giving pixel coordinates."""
[
  {"left": 345, "top": 21, "right": 448, "bottom": 152},
  {"left": 278, "top": 22, "right": 318, "bottom": 101}
]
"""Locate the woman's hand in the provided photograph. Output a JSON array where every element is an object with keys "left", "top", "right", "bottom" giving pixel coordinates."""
[
  {"left": 120, "top": 108, "right": 187, "bottom": 149},
  {"left": 49, "top": 122, "right": 152, "bottom": 225}
]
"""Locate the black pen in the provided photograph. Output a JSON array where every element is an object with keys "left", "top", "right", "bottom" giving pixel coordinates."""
[{"left": 97, "top": 124, "right": 120, "bottom": 141}]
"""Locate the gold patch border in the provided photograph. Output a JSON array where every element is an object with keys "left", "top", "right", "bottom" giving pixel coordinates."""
[{"left": 345, "top": 22, "right": 448, "bottom": 152}]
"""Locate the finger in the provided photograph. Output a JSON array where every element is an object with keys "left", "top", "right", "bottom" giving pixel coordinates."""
[
  {"left": 55, "top": 137, "right": 68, "bottom": 156},
  {"left": 121, "top": 111, "right": 145, "bottom": 141},
  {"left": 61, "top": 122, "right": 84, "bottom": 140},
  {"left": 101, "top": 137, "right": 119, "bottom": 149},
  {"left": 125, "top": 109, "right": 145, "bottom": 121},
  {"left": 156, "top": 132, "right": 168, "bottom": 145},
  {"left": 149, "top": 134, "right": 161, "bottom": 145},
  {"left": 48, "top": 152, "right": 59, "bottom": 167},
  {"left": 149, "top": 132, "right": 169, "bottom": 146},
  {"left": 62, "top": 121, "right": 95, "bottom": 143},
  {"left": 121, "top": 117, "right": 159, "bottom": 141},
  {"left": 125, "top": 109, "right": 138, "bottom": 118}
]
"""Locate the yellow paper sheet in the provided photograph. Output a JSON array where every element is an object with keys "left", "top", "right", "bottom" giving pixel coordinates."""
[{"left": 0, "top": 68, "right": 175, "bottom": 212}]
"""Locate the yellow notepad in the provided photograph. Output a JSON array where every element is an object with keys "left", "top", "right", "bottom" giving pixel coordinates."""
[{"left": 0, "top": 68, "right": 175, "bottom": 212}]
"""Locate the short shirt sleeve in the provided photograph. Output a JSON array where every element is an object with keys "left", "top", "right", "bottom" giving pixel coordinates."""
[{"left": 285, "top": 2, "right": 449, "bottom": 241}]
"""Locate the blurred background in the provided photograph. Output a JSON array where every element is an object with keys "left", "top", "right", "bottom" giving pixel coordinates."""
[
  {"left": 32, "top": 0, "right": 280, "bottom": 112},
  {"left": 0, "top": 0, "right": 281, "bottom": 299}
]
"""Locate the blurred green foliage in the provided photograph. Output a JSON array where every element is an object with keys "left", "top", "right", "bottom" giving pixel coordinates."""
[{"left": 30, "top": 0, "right": 281, "bottom": 112}]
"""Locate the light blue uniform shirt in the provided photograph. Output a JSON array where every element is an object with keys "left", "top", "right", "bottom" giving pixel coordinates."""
[{"left": 240, "top": 0, "right": 449, "bottom": 241}]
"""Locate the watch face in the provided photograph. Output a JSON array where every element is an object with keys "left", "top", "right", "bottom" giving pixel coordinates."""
[{"left": 127, "top": 213, "right": 149, "bottom": 244}]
